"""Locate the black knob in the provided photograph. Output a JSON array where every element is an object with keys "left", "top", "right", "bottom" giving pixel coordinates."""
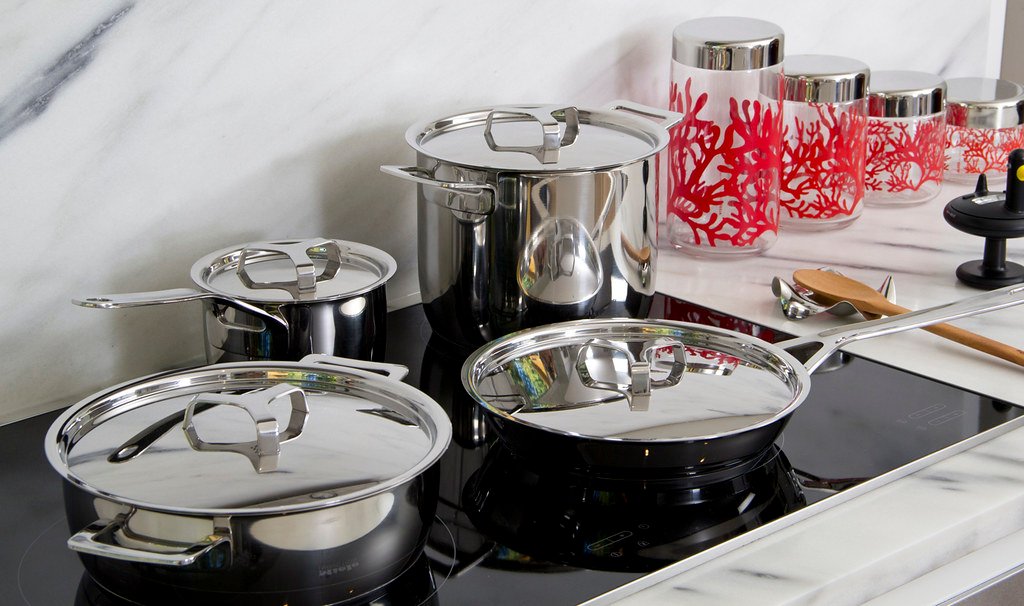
[{"left": 943, "top": 149, "right": 1024, "bottom": 289}]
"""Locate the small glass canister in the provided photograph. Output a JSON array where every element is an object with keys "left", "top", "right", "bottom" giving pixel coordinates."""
[
  {"left": 945, "top": 77, "right": 1024, "bottom": 187},
  {"left": 864, "top": 71, "right": 946, "bottom": 206},
  {"left": 779, "top": 55, "right": 869, "bottom": 230},
  {"left": 667, "top": 17, "right": 784, "bottom": 256}
]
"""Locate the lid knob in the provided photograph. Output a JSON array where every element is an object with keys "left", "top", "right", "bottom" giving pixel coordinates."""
[
  {"left": 236, "top": 239, "right": 345, "bottom": 299},
  {"left": 575, "top": 338, "right": 687, "bottom": 411}
]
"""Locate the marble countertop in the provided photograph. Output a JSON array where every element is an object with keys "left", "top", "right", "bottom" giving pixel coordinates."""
[{"left": 588, "top": 181, "right": 1024, "bottom": 605}]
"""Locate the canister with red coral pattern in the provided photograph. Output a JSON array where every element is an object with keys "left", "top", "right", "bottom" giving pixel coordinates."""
[
  {"left": 864, "top": 71, "right": 946, "bottom": 206},
  {"left": 779, "top": 55, "right": 869, "bottom": 230},
  {"left": 944, "top": 77, "right": 1024, "bottom": 187},
  {"left": 668, "top": 17, "right": 784, "bottom": 256}
]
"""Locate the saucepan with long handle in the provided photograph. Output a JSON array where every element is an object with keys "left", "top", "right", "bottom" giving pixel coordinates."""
[{"left": 462, "top": 283, "right": 1024, "bottom": 475}]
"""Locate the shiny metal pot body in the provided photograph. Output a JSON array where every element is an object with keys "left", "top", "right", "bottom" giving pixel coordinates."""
[
  {"left": 416, "top": 158, "right": 656, "bottom": 346},
  {"left": 60, "top": 467, "right": 438, "bottom": 606},
  {"left": 384, "top": 101, "right": 681, "bottom": 347}
]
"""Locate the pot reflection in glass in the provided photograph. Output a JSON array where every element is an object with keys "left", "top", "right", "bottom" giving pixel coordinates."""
[{"left": 463, "top": 444, "right": 805, "bottom": 572}]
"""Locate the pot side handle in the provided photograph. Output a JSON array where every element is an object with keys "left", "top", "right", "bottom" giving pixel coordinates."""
[
  {"left": 604, "top": 99, "right": 684, "bottom": 130},
  {"left": 301, "top": 353, "right": 410, "bottom": 381},
  {"left": 68, "top": 517, "right": 231, "bottom": 568},
  {"left": 379, "top": 165, "right": 495, "bottom": 216}
]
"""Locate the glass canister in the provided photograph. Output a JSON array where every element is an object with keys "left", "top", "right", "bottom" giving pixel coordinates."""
[
  {"left": 944, "top": 77, "right": 1024, "bottom": 187},
  {"left": 864, "top": 71, "right": 946, "bottom": 206},
  {"left": 667, "top": 17, "right": 784, "bottom": 256},
  {"left": 779, "top": 55, "right": 869, "bottom": 230}
]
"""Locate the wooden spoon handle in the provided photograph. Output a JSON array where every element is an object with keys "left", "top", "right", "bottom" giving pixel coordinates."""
[{"left": 871, "top": 298, "right": 1024, "bottom": 367}]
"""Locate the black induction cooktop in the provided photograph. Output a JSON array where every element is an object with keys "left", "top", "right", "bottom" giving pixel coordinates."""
[{"left": 4, "top": 295, "right": 1021, "bottom": 605}]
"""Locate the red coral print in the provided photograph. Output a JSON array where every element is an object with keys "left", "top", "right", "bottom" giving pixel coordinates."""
[
  {"left": 780, "top": 103, "right": 867, "bottom": 220},
  {"left": 865, "top": 116, "right": 945, "bottom": 193},
  {"left": 945, "top": 125, "right": 1024, "bottom": 176},
  {"left": 668, "top": 78, "right": 782, "bottom": 247}
]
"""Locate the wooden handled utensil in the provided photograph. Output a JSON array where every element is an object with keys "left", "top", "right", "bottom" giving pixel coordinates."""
[{"left": 793, "top": 269, "right": 1024, "bottom": 368}]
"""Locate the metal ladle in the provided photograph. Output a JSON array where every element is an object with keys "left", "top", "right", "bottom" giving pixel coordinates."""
[{"left": 772, "top": 272, "right": 894, "bottom": 321}]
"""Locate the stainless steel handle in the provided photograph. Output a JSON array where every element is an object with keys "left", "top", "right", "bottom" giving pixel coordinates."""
[
  {"left": 380, "top": 165, "right": 495, "bottom": 216},
  {"left": 182, "top": 384, "right": 309, "bottom": 473},
  {"left": 483, "top": 105, "right": 581, "bottom": 164},
  {"left": 604, "top": 99, "right": 684, "bottom": 130},
  {"left": 236, "top": 238, "right": 344, "bottom": 299},
  {"left": 72, "top": 288, "right": 289, "bottom": 330},
  {"left": 575, "top": 338, "right": 686, "bottom": 411},
  {"left": 301, "top": 353, "right": 410, "bottom": 381},
  {"left": 68, "top": 516, "right": 230, "bottom": 567},
  {"left": 783, "top": 283, "right": 1024, "bottom": 373}
]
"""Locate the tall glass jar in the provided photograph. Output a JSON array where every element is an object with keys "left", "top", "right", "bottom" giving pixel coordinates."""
[
  {"left": 667, "top": 17, "right": 784, "bottom": 257},
  {"left": 780, "top": 55, "right": 869, "bottom": 230},
  {"left": 864, "top": 71, "right": 946, "bottom": 206},
  {"left": 945, "top": 77, "right": 1024, "bottom": 187}
]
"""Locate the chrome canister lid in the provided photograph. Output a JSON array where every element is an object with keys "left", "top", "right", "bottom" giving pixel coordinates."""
[
  {"left": 783, "top": 55, "right": 869, "bottom": 104},
  {"left": 407, "top": 102, "right": 679, "bottom": 172},
  {"left": 45, "top": 357, "right": 451, "bottom": 514},
  {"left": 191, "top": 238, "right": 397, "bottom": 303},
  {"left": 463, "top": 319, "right": 807, "bottom": 442},
  {"left": 672, "top": 17, "right": 784, "bottom": 70},
  {"left": 867, "top": 71, "right": 946, "bottom": 118},
  {"left": 945, "top": 77, "right": 1024, "bottom": 129}
]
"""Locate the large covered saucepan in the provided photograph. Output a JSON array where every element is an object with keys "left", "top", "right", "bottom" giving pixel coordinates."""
[
  {"left": 45, "top": 355, "right": 451, "bottom": 606},
  {"left": 381, "top": 100, "right": 682, "bottom": 347},
  {"left": 74, "top": 238, "right": 396, "bottom": 363},
  {"left": 462, "top": 283, "right": 1024, "bottom": 475}
]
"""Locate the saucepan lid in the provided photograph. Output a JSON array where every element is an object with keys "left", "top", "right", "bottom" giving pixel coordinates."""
[
  {"left": 462, "top": 319, "right": 808, "bottom": 443},
  {"left": 45, "top": 356, "right": 452, "bottom": 515},
  {"left": 191, "top": 238, "right": 397, "bottom": 303}
]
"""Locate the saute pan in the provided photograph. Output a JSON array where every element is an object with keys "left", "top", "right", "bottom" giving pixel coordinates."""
[{"left": 462, "top": 283, "right": 1024, "bottom": 475}]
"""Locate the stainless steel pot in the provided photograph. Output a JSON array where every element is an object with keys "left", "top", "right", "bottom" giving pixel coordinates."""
[
  {"left": 381, "top": 101, "right": 683, "bottom": 347},
  {"left": 45, "top": 355, "right": 451, "bottom": 605},
  {"left": 462, "top": 284, "right": 1024, "bottom": 475},
  {"left": 74, "top": 238, "right": 397, "bottom": 362}
]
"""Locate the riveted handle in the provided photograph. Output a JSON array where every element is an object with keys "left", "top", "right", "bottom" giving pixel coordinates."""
[
  {"left": 603, "top": 99, "right": 684, "bottom": 130},
  {"left": 301, "top": 354, "right": 410, "bottom": 381},
  {"left": 68, "top": 514, "right": 231, "bottom": 567},
  {"left": 380, "top": 165, "right": 495, "bottom": 216},
  {"left": 182, "top": 384, "right": 309, "bottom": 473},
  {"left": 483, "top": 105, "right": 580, "bottom": 164},
  {"left": 236, "top": 238, "right": 344, "bottom": 299}
]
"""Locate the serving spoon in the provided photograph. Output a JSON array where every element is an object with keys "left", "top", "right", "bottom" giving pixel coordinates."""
[{"left": 793, "top": 269, "right": 1024, "bottom": 368}]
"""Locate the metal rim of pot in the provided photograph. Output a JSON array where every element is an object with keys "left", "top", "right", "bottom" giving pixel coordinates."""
[{"left": 461, "top": 283, "right": 1024, "bottom": 471}]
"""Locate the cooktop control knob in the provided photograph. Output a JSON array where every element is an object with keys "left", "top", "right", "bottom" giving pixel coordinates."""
[{"left": 943, "top": 149, "right": 1024, "bottom": 289}]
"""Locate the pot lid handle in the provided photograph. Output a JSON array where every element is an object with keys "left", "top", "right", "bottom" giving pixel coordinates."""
[
  {"left": 182, "top": 384, "right": 309, "bottom": 473},
  {"left": 483, "top": 105, "right": 581, "bottom": 164},
  {"left": 575, "top": 338, "right": 687, "bottom": 411},
  {"left": 236, "top": 238, "right": 345, "bottom": 298}
]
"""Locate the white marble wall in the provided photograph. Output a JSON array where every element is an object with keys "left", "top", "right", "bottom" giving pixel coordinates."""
[{"left": 0, "top": 0, "right": 1005, "bottom": 423}]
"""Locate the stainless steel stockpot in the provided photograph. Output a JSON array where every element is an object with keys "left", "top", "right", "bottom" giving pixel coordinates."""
[
  {"left": 74, "top": 238, "right": 397, "bottom": 362},
  {"left": 382, "top": 101, "right": 683, "bottom": 347},
  {"left": 45, "top": 355, "right": 451, "bottom": 605},
  {"left": 462, "top": 284, "right": 1024, "bottom": 475}
]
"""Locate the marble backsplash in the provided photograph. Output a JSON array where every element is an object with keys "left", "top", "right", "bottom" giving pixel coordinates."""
[{"left": 0, "top": 0, "right": 1006, "bottom": 423}]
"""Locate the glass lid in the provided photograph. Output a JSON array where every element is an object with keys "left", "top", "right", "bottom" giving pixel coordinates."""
[
  {"left": 191, "top": 238, "right": 397, "bottom": 303},
  {"left": 46, "top": 357, "right": 451, "bottom": 515},
  {"left": 407, "top": 104, "right": 671, "bottom": 172},
  {"left": 463, "top": 319, "right": 808, "bottom": 442}
]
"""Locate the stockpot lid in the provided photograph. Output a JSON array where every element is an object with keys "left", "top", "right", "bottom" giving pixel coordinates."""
[
  {"left": 405, "top": 102, "right": 676, "bottom": 172},
  {"left": 191, "top": 238, "right": 397, "bottom": 303},
  {"left": 462, "top": 319, "right": 808, "bottom": 442},
  {"left": 867, "top": 71, "right": 946, "bottom": 118},
  {"left": 45, "top": 357, "right": 452, "bottom": 515},
  {"left": 783, "top": 55, "right": 870, "bottom": 104},
  {"left": 945, "top": 77, "right": 1024, "bottom": 129}
]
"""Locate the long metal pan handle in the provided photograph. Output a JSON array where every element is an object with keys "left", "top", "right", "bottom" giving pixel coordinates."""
[
  {"left": 782, "top": 283, "right": 1024, "bottom": 373},
  {"left": 379, "top": 165, "right": 495, "bottom": 216},
  {"left": 301, "top": 353, "right": 410, "bottom": 381},
  {"left": 68, "top": 517, "right": 230, "bottom": 567},
  {"left": 603, "top": 99, "right": 684, "bottom": 129},
  {"left": 72, "top": 288, "right": 289, "bottom": 330}
]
